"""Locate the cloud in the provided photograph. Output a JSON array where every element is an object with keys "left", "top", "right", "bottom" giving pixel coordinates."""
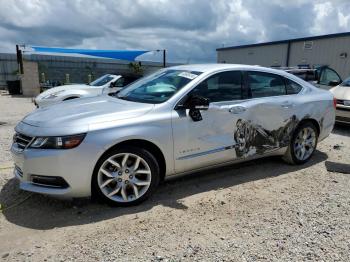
[{"left": 0, "top": 0, "right": 349, "bottom": 63}]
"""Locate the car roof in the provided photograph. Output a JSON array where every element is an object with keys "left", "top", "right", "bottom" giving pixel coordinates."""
[
  {"left": 286, "top": 69, "right": 316, "bottom": 72},
  {"left": 107, "top": 74, "right": 120, "bottom": 77},
  {"left": 167, "top": 63, "right": 318, "bottom": 91},
  {"left": 169, "top": 63, "right": 295, "bottom": 77},
  {"left": 170, "top": 63, "right": 257, "bottom": 72}
]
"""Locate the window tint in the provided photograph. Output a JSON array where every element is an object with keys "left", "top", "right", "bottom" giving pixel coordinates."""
[
  {"left": 90, "top": 75, "right": 114, "bottom": 86},
  {"left": 191, "top": 71, "right": 242, "bottom": 102},
  {"left": 114, "top": 76, "right": 138, "bottom": 87},
  {"left": 248, "top": 72, "right": 286, "bottom": 98},
  {"left": 319, "top": 68, "right": 341, "bottom": 85},
  {"left": 285, "top": 78, "right": 303, "bottom": 94},
  {"left": 114, "top": 78, "right": 125, "bottom": 87}
]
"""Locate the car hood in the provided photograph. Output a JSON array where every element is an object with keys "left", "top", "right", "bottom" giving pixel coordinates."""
[
  {"left": 22, "top": 95, "right": 154, "bottom": 128},
  {"left": 36, "top": 84, "right": 90, "bottom": 99},
  {"left": 330, "top": 85, "right": 350, "bottom": 100}
]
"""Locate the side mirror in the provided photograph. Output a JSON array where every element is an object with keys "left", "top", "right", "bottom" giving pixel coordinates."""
[
  {"left": 329, "top": 80, "right": 340, "bottom": 87},
  {"left": 179, "top": 95, "right": 210, "bottom": 122},
  {"left": 184, "top": 95, "right": 210, "bottom": 110},
  {"left": 109, "top": 82, "right": 115, "bottom": 88}
]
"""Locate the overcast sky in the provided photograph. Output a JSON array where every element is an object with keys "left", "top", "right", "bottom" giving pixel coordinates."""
[{"left": 0, "top": 0, "right": 349, "bottom": 63}]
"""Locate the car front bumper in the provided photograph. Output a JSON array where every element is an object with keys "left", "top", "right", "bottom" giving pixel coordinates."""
[
  {"left": 10, "top": 139, "right": 101, "bottom": 198},
  {"left": 335, "top": 106, "right": 350, "bottom": 124}
]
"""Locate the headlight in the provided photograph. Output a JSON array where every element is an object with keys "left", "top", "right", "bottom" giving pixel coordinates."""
[
  {"left": 30, "top": 134, "right": 86, "bottom": 149},
  {"left": 43, "top": 90, "right": 65, "bottom": 99}
]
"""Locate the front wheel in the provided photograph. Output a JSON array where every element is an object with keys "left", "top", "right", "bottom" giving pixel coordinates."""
[
  {"left": 283, "top": 122, "right": 318, "bottom": 165},
  {"left": 92, "top": 146, "right": 160, "bottom": 206}
]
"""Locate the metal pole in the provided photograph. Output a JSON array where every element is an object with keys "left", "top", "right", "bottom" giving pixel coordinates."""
[
  {"left": 286, "top": 41, "right": 291, "bottom": 67},
  {"left": 16, "top": 45, "right": 24, "bottom": 74},
  {"left": 163, "top": 49, "right": 166, "bottom": 68}
]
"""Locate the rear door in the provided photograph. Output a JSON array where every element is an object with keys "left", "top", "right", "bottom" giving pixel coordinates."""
[{"left": 235, "top": 71, "right": 299, "bottom": 157}]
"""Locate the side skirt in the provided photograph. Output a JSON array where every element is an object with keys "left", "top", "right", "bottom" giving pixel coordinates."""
[{"left": 165, "top": 147, "right": 287, "bottom": 179}]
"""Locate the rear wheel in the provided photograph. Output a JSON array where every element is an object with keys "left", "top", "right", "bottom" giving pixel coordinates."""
[
  {"left": 283, "top": 122, "right": 318, "bottom": 165},
  {"left": 92, "top": 146, "right": 160, "bottom": 206}
]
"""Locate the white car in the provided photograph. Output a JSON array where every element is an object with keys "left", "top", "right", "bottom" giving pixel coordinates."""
[
  {"left": 330, "top": 76, "right": 350, "bottom": 124},
  {"left": 34, "top": 74, "right": 123, "bottom": 107}
]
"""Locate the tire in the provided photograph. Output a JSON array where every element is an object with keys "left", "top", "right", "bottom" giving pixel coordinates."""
[
  {"left": 283, "top": 121, "right": 318, "bottom": 165},
  {"left": 92, "top": 146, "right": 160, "bottom": 207}
]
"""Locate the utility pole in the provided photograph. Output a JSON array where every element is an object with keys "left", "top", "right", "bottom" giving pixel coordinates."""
[
  {"left": 16, "top": 44, "right": 24, "bottom": 74},
  {"left": 163, "top": 49, "right": 166, "bottom": 68},
  {"left": 156, "top": 49, "right": 166, "bottom": 68}
]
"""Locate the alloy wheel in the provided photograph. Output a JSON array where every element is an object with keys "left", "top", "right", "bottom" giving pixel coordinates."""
[
  {"left": 293, "top": 127, "right": 316, "bottom": 161},
  {"left": 97, "top": 153, "right": 152, "bottom": 203}
]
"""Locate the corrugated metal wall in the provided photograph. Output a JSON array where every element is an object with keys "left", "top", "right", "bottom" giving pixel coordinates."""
[
  {"left": 217, "top": 35, "right": 350, "bottom": 79},
  {"left": 0, "top": 53, "right": 167, "bottom": 88},
  {"left": 217, "top": 43, "right": 288, "bottom": 67},
  {"left": 288, "top": 36, "right": 350, "bottom": 79},
  {"left": 0, "top": 53, "right": 19, "bottom": 87}
]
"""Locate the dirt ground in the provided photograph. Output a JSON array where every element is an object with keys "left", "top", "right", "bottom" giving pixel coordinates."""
[{"left": 0, "top": 94, "right": 349, "bottom": 261}]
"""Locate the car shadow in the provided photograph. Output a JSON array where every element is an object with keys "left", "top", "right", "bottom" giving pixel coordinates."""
[{"left": 0, "top": 151, "right": 328, "bottom": 230}]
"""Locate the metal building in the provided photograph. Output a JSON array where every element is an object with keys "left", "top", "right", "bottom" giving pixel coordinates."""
[
  {"left": 0, "top": 53, "right": 167, "bottom": 89},
  {"left": 216, "top": 32, "right": 350, "bottom": 79}
]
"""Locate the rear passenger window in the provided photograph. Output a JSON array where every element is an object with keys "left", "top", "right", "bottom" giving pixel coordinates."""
[
  {"left": 247, "top": 72, "right": 286, "bottom": 98},
  {"left": 191, "top": 71, "right": 242, "bottom": 102},
  {"left": 285, "top": 78, "right": 302, "bottom": 94}
]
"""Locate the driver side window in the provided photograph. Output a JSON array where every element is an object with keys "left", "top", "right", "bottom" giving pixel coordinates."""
[
  {"left": 114, "top": 78, "right": 125, "bottom": 87},
  {"left": 191, "top": 71, "right": 243, "bottom": 102}
]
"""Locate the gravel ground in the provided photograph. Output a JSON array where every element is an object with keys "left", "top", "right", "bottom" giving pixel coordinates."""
[
  {"left": 0, "top": 94, "right": 350, "bottom": 261},
  {"left": 0, "top": 94, "right": 34, "bottom": 165}
]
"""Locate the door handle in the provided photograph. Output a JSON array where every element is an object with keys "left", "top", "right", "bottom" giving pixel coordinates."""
[{"left": 229, "top": 106, "right": 246, "bottom": 114}]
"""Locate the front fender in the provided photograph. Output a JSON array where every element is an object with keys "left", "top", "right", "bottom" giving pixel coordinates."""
[{"left": 86, "top": 116, "right": 174, "bottom": 177}]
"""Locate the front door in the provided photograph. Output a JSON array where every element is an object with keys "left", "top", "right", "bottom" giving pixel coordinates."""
[{"left": 172, "top": 70, "right": 249, "bottom": 173}]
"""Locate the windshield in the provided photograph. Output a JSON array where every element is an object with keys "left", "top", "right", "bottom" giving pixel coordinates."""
[
  {"left": 341, "top": 77, "right": 350, "bottom": 87},
  {"left": 90, "top": 75, "right": 114, "bottom": 86},
  {"left": 116, "top": 69, "right": 202, "bottom": 104}
]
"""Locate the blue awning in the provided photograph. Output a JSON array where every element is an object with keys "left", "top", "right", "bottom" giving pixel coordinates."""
[{"left": 31, "top": 46, "right": 149, "bottom": 61}]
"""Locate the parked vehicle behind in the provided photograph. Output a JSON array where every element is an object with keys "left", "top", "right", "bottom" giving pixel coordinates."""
[
  {"left": 34, "top": 74, "right": 139, "bottom": 107},
  {"left": 40, "top": 80, "right": 63, "bottom": 92},
  {"left": 11, "top": 64, "right": 335, "bottom": 206},
  {"left": 284, "top": 66, "right": 342, "bottom": 90},
  {"left": 330, "top": 76, "right": 350, "bottom": 124}
]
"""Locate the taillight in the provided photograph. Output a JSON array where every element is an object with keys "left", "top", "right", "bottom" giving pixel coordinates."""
[{"left": 333, "top": 97, "right": 337, "bottom": 109}]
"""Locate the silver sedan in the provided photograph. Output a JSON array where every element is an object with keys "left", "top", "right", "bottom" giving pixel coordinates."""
[{"left": 11, "top": 64, "right": 335, "bottom": 206}]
